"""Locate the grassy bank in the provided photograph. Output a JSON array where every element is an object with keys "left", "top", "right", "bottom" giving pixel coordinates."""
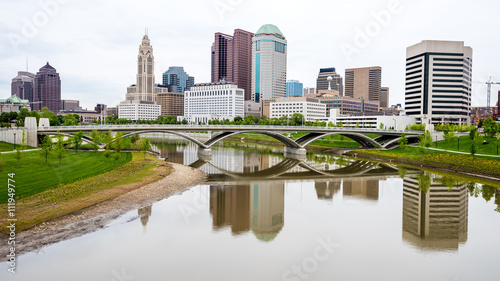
[
  {"left": 433, "top": 135, "right": 500, "bottom": 155},
  {"left": 0, "top": 150, "right": 132, "bottom": 203},
  {"left": 0, "top": 141, "right": 35, "bottom": 152},
  {"left": 349, "top": 147, "right": 500, "bottom": 179},
  {"left": 0, "top": 152, "right": 169, "bottom": 233}
]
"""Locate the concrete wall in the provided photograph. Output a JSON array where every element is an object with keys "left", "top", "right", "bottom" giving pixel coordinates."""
[{"left": 0, "top": 117, "right": 41, "bottom": 148}]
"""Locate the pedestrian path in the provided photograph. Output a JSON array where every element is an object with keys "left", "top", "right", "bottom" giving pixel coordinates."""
[
  {"left": 0, "top": 148, "right": 41, "bottom": 154},
  {"left": 427, "top": 147, "right": 500, "bottom": 158}
]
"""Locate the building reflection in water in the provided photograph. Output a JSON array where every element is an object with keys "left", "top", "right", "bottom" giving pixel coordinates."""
[
  {"left": 402, "top": 175, "right": 468, "bottom": 251},
  {"left": 209, "top": 182, "right": 285, "bottom": 242},
  {"left": 315, "top": 181, "right": 341, "bottom": 200},
  {"left": 138, "top": 205, "right": 153, "bottom": 228},
  {"left": 342, "top": 179, "right": 379, "bottom": 200}
]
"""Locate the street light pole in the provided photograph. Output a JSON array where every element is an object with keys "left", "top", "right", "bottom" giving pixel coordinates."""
[{"left": 13, "top": 132, "right": 16, "bottom": 150}]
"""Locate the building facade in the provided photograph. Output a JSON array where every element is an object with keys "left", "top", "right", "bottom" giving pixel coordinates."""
[
  {"left": 157, "top": 92, "right": 184, "bottom": 117},
  {"left": 162, "top": 66, "right": 194, "bottom": 94},
  {"left": 404, "top": 40, "right": 472, "bottom": 125},
  {"left": 33, "top": 62, "right": 61, "bottom": 112},
  {"left": 11, "top": 71, "right": 35, "bottom": 102},
  {"left": 183, "top": 82, "right": 244, "bottom": 123},
  {"left": 59, "top": 109, "right": 100, "bottom": 124},
  {"left": 380, "top": 87, "right": 389, "bottom": 108},
  {"left": 316, "top": 68, "right": 343, "bottom": 96},
  {"left": 125, "top": 35, "right": 168, "bottom": 103},
  {"left": 286, "top": 80, "right": 303, "bottom": 97},
  {"left": 0, "top": 95, "right": 30, "bottom": 114},
  {"left": 470, "top": 106, "right": 499, "bottom": 125},
  {"left": 211, "top": 29, "right": 254, "bottom": 100},
  {"left": 251, "top": 24, "right": 287, "bottom": 103},
  {"left": 317, "top": 95, "right": 379, "bottom": 117},
  {"left": 118, "top": 100, "right": 160, "bottom": 121},
  {"left": 345, "top": 66, "right": 381, "bottom": 102},
  {"left": 303, "top": 87, "right": 316, "bottom": 95},
  {"left": 61, "top": 100, "right": 81, "bottom": 111},
  {"left": 269, "top": 97, "right": 326, "bottom": 122},
  {"left": 244, "top": 100, "right": 261, "bottom": 118},
  {"left": 327, "top": 114, "right": 416, "bottom": 129}
]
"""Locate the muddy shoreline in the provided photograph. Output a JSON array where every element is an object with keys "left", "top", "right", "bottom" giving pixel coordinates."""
[{"left": 0, "top": 163, "right": 206, "bottom": 259}]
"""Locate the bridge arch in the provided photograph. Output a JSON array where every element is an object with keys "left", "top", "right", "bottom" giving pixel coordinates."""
[
  {"left": 205, "top": 130, "right": 302, "bottom": 148},
  {"left": 103, "top": 130, "right": 209, "bottom": 149},
  {"left": 295, "top": 132, "right": 383, "bottom": 148}
]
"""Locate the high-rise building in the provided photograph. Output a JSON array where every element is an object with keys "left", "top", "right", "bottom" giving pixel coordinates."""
[
  {"left": 316, "top": 68, "right": 343, "bottom": 96},
  {"left": 251, "top": 24, "right": 287, "bottom": 103},
  {"left": 33, "top": 62, "right": 61, "bottom": 112},
  {"left": 11, "top": 71, "right": 35, "bottom": 102},
  {"left": 404, "top": 40, "right": 472, "bottom": 125},
  {"left": 61, "top": 100, "right": 81, "bottom": 111},
  {"left": 162, "top": 66, "right": 194, "bottom": 94},
  {"left": 286, "top": 80, "right": 303, "bottom": 97},
  {"left": 157, "top": 92, "right": 184, "bottom": 117},
  {"left": 125, "top": 34, "right": 168, "bottom": 103},
  {"left": 380, "top": 87, "right": 389, "bottom": 108},
  {"left": 344, "top": 66, "right": 381, "bottom": 102},
  {"left": 211, "top": 29, "right": 254, "bottom": 100}
]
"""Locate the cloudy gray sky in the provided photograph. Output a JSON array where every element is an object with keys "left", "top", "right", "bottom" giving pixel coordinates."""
[{"left": 1, "top": 0, "right": 499, "bottom": 110}]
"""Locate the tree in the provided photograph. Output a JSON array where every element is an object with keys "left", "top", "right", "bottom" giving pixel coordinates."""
[
  {"left": 40, "top": 135, "right": 53, "bottom": 164},
  {"left": 113, "top": 152, "right": 121, "bottom": 163},
  {"left": 483, "top": 117, "right": 498, "bottom": 138},
  {"left": 417, "top": 130, "right": 432, "bottom": 156},
  {"left": 90, "top": 129, "right": 101, "bottom": 154},
  {"left": 141, "top": 138, "right": 151, "bottom": 159},
  {"left": 243, "top": 115, "right": 256, "bottom": 125},
  {"left": 14, "top": 130, "right": 27, "bottom": 166},
  {"left": 470, "top": 130, "right": 483, "bottom": 159},
  {"left": 233, "top": 116, "right": 243, "bottom": 124},
  {"left": 72, "top": 131, "right": 83, "bottom": 155},
  {"left": 54, "top": 132, "right": 67, "bottom": 165},
  {"left": 63, "top": 114, "right": 78, "bottom": 126},
  {"left": 379, "top": 123, "right": 384, "bottom": 129},
  {"left": 398, "top": 133, "right": 408, "bottom": 150},
  {"left": 496, "top": 133, "right": 500, "bottom": 155},
  {"left": 102, "top": 131, "right": 113, "bottom": 161},
  {"left": 114, "top": 132, "right": 124, "bottom": 154},
  {"left": 398, "top": 166, "right": 407, "bottom": 179},
  {"left": 444, "top": 131, "right": 456, "bottom": 148},
  {"left": 17, "top": 108, "right": 30, "bottom": 124},
  {"left": 469, "top": 127, "right": 477, "bottom": 140},
  {"left": 355, "top": 122, "right": 360, "bottom": 128}
]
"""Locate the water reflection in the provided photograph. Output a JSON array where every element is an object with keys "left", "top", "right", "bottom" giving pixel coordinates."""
[
  {"left": 138, "top": 205, "right": 153, "bottom": 228},
  {"left": 402, "top": 175, "right": 468, "bottom": 251},
  {"left": 343, "top": 179, "right": 379, "bottom": 200},
  {"left": 315, "top": 181, "right": 341, "bottom": 200},
  {"left": 209, "top": 182, "right": 285, "bottom": 242}
]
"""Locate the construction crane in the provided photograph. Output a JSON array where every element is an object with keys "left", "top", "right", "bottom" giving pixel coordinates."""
[{"left": 486, "top": 76, "right": 500, "bottom": 112}]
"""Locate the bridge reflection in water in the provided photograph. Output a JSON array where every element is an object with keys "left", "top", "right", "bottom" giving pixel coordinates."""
[{"left": 157, "top": 143, "right": 470, "bottom": 249}]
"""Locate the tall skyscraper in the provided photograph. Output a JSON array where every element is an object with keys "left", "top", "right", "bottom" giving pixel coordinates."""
[
  {"left": 404, "top": 40, "right": 472, "bottom": 125},
  {"left": 344, "top": 66, "right": 381, "bottom": 101},
  {"left": 286, "top": 80, "right": 303, "bottom": 97},
  {"left": 251, "top": 24, "right": 287, "bottom": 103},
  {"left": 33, "top": 62, "right": 61, "bottom": 112},
  {"left": 125, "top": 34, "right": 167, "bottom": 102},
  {"left": 162, "top": 66, "right": 194, "bottom": 93},
  {"left": 211, "top": 29, "right": 254, "bottom": 100},
  {"left": 316, "top": 68, "right": 343, "bottom": 96},
  {"left": 11, "top": 71, "right": 35, "bottom": 102}
]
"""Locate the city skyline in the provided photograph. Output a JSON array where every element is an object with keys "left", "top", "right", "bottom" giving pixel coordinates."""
[{"left": 1, "top": 0, "right": 499, "bottom": 110}]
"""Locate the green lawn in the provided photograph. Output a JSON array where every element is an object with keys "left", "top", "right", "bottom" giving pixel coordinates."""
[
  {"left": 231, "top": 132, "right": 366, "bottom": 149},
  {"left": 433, "top": 135, "right": 500, "bottom": 155},
  {"left": 0, "top": 150, "right": 132, "bottom": 203},
  {"left": 0, "top": 141, "right": 35, "bottom": 152}
]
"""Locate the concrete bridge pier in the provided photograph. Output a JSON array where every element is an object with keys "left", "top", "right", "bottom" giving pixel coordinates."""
[
  {"left": 198, "top": 148, "right": 212, "bottom": 161},
  {"left": 283, "top": 147, "right": 307, "bottom": 161}
]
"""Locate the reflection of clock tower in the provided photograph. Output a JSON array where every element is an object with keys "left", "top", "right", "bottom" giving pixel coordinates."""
[{"left": 126, "top": 34, "right": 163, "bottom": 102}]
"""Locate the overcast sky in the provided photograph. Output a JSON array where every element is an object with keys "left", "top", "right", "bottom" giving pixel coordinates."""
[{"left": 1, "top": 0, "right": 499, "bottom": 110}]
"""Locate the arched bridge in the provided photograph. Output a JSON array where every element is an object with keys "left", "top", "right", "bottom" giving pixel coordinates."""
[{"left": 36, "top": 124, "right": 422, "bottom": 156}]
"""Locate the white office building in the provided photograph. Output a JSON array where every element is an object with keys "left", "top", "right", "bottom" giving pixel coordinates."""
[
  {"left": 270, "top": 97, "right": 326, "bottom": 122},
  {"left": 182, "top": 82, "right": 244, "bottom": 124},
  {"left": 327, "top": 110, "right": 416, "bottom": 130},
  {"left": 405, "top": 40, "right": 472, "bottom": 125},
  {"left": 118, "top": 100, "right": 160, "bottom": 121},
  {"left": 251, "top": 24, "right": 287, "bottom": 103}
]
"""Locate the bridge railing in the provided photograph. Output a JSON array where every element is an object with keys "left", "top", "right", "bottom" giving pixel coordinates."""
[{"left": 37, "top": 124, "right": 423, "bottom": 134}]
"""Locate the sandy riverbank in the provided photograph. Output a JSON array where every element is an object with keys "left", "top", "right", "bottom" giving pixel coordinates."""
[{"left": 0, "top": 163, "right": 206, "bottom": 258}]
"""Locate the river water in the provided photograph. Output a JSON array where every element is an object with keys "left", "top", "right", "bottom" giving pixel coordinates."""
[{"left": 2, "top": 140, "right": 500, "bottom": 281}]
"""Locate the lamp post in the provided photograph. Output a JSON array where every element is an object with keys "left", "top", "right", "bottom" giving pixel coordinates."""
[
  {"left": 13, "top": 132, "right": 16, "bottom": 150},
  {"left": 393, "top": 118, "right": 396, "bottom": 130}
]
